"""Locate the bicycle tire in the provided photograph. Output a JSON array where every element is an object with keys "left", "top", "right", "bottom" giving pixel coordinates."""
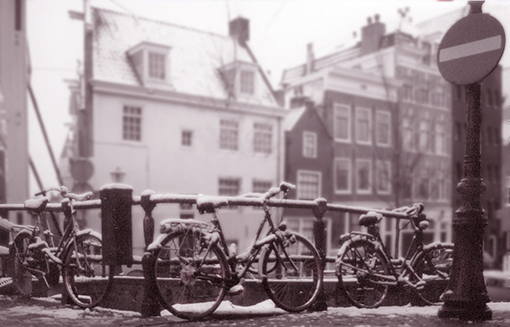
[
  {"left": 154, "top": 229, "right": 229, "bottom": 321},
  {"left": 259, "top": 231, "right": 322, "bottom": 312},
  {"left": 410, "top": 242, "right": 454, "bottom": 306},
  {"left": 62, "top": 233, "right": 113, "bottom": 308},
  {"left": 336, "top": 239, "right": 390, "bottom": 308},
  {"left": 9, "top": 232, "right": 35, "bottom": 297}
]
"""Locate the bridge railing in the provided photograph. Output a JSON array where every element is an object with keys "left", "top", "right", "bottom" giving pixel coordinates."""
[{"left": 0, "top": 183, "right": 414, "bottom": 315}]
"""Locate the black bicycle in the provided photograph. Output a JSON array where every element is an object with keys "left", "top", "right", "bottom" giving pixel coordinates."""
[
  {"left": 335, "top": 203, "right": 453, "bottom": 308},
  {"left": 149, "top": 182, "right": 323, "bottom": 320},
  {"left": 9, "top": 186, "right": 113, "bottom": 308}
]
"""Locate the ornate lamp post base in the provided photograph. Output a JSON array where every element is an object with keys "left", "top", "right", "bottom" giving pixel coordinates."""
[{"left": 438, "top": 301, "right": 492, "bottom": 321}]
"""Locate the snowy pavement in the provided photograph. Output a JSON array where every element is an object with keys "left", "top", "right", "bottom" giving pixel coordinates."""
[{"left": 1, "top": 295, "right": 510, "bottom": 327}]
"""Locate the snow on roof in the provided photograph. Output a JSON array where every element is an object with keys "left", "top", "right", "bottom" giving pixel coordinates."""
[
  {"left": 92, "top": 8, "right": 276, "bottom": 107},
  {"left": 283, "top": 106, "right": 306, "bottom": 132}
]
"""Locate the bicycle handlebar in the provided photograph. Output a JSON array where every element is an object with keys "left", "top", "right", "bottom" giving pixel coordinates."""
[
  {"left": 262, "top": 182, "right": 296, "bottom": 202},
  {"left": 392, "top": 203, "right": 424, "bottom": 216},
  {"left": 35, "top": 186, "right": 93, "bottom": 202}
]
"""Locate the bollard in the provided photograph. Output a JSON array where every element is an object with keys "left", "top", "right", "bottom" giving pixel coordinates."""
[
  {"left": 100, "top": 184, "right": 134, "bottom": 266},
  {"left": 140, "top": 190, "right": 160, "bottom": 317},
  {"left": 309, "top": 197, "right": 328, "bottom": 311}
]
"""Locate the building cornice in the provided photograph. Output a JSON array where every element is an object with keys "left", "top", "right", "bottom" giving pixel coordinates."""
[{"left": 90, "top": 79, "right": 288, "bottom": 118}]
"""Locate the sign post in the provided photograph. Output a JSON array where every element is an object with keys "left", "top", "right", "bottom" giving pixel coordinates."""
[{"left": 436, "top": 1, "right": 505, "bottom": 321}]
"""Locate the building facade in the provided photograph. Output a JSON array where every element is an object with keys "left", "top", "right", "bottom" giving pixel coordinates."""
[
  {"left": 63, "top": 7, "right": 287, "bottom": 255},
  {"left": 281, "top": 15, "right": 453, "bottom": 257}
]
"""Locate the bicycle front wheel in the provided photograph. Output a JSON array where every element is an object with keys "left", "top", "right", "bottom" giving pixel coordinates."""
[
  {"left": 154, "top": 229, "right": 229, "bottom": 321},
  {"left": 9, "top": 232, "right": 35, "bottom": 297},
  {"left": 410, "top": 243, "right": 454, "bottom": 305},
  {"left": 336, "top": 239, "right": 390, "bottom": 308},
  {"left": 259, "top": 231, "right": 322, "bottom": 312},
  {"left": 62, "top": 233, "right": 113, "bottom": 308}
]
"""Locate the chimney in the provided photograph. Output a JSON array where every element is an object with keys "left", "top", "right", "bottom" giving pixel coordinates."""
[
  {"left": 229, "top": 17, "right": 249, "bottom": 46},
  {"left": 360, "top": 14, "right": 386, "bottom": 55},
  {"left": 306, "top": 43, "right": 314, "bottom": 75}
]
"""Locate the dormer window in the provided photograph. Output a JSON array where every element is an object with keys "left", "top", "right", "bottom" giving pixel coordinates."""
[
  {"left": 127, "top": 42, "right": 171, "bottom": 87},
  {"left": 219, "top": 61, "right": 257, "bottom": 99},
  {"left": 240, "top": 70, "right": 255, "bottom": 94},
  {"left": 148, "top": 52, "right": 166, "bottom": 80}
]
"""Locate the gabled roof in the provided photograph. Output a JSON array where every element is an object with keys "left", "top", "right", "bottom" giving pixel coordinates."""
[
  {"left": 91, "top": 7, "right": 277, "bottom": 107},
  {"left": 283, "top": 107, "right": 306, "bottom": 132}
]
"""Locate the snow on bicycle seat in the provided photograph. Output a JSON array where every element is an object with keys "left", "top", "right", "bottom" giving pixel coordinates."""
[
  {"left": 24, "top": 197, "right": 49, "bottom": 211},
  {"left": 196, "top": 195, "right": 229, "bottom": 214},
  {"left": 359, "top": 211, "right": 383, "bottom": 227},
  {"left": 160, "top": 218, "right": 210, "bottom": 234}
]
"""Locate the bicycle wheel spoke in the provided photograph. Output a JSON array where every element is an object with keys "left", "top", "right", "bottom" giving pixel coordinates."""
[
  {"left": 261, "top": 232, "right": 322, "bottom": 312},
  {"left": 155, "top": 230, "right": 228, "bottom": 321},
  {"left": 63, "top": 234, "right": 113, "bottom": 308}
]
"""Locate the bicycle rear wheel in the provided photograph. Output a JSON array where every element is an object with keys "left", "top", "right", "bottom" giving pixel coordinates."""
[
  {"left": 411, "top": 243, "right": 454, "bottom": 305},
  {"left": 62, "top": 233, "right": 113, "bottom": 308},
  {"left": 259, "top": 231, "right": 322, "bottom": 312},
  {"left": 9, "top": 232, "right": 35, "bottom": 297},
  {"left": 154, "top": 229, "right": 229, "bottom": 321},
  {"left": 336, "top": 239, "right": 390, "bottom": 308}
]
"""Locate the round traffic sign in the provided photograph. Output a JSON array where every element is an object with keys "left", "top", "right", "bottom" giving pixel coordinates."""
[{"left": 437, "top": 12, "right": 505, "bottom": 85}]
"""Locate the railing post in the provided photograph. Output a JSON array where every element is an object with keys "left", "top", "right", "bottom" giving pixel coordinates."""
[
  {"left": 140, "top": 190, "right": 160, "bottom": 317},
  {"left": 309, "top": 197, "right": 328, "bottom": 311}
]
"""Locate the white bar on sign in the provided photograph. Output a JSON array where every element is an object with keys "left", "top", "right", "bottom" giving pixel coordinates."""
[{"left": 439, "top": 35, "right": 502, "bottom": 62}]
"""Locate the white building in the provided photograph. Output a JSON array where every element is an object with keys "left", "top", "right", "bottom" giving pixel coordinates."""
[{"left": 63, "top": 7, "right": 287, "bottom": 255}]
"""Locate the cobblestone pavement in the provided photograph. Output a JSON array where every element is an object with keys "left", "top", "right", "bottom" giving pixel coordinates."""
[{"left": 1, "top": 295, "right": 510, "bottom": 327}]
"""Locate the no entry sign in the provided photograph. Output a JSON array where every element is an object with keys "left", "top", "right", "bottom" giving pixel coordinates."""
[{"left": 438, "top": 12, "right": 505, "bottom": 85}]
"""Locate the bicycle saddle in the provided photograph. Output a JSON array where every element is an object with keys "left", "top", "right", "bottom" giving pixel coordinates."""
[
  {"left": 196, "top": 196, "right": 229, "bottom": 214},
  {"left": 359, "top": 211, "right": 383, "bottom": 227},
  {"left": 24, "top": 197, "right": 49, "bottom": 212}
]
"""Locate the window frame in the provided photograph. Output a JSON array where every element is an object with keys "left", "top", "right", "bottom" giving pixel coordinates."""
[
  {"left": 122, "top": 105, "right": 142, "bottom": 142},
  {"left": 302, "top": 131, "right": 318, "bottom": 158},
  {"left": 181, "top": 129, "right": 193, "bottom": 147},
  {"left": 147, "top": 51, "right": 167, "bottom": 81},
  {"left": 333, "top": 103, "right": 351, "bottom": 143},
  {"left": 240, "top": 69, "right": 255, "bottom": 95},
  {"left": 219, "top": 119, "right": 239, "bottom": 151},
  {"left": 355, "top": 106, "right": 372, "bottom": 145},
  {"left": 296, "top": 170, "right": 322, "bottom": 200},
  {"left": 334, "top": 158, "right": 351, "bottom": 194},
  {"left": 355, "top": 159, "right": 372, "bottom": 194},
  {"left": 375, "top": 110, "right": 391, "bottom": 147},
  {"left": 253, "top": 122, "right": 273, "bottom": 154},
  {"left": 376, "top": 160, "right": 391, "bottom": 195}
]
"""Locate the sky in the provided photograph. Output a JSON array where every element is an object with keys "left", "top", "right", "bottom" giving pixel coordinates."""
[{"left": 25, "top": 0, "right": 510, "bottom": 194}]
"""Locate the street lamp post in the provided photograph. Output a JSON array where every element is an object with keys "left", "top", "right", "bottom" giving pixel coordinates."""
[{"left": 436, "top": 1, "right": 506, "bottom": 321}]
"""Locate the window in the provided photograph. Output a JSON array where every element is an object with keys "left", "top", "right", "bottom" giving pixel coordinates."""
[
  {"left": 402, "top": 117, "right": 417, "bottom": 151},
  {"left": 253, "top": 123, "right": 272, "bottom": 154},
  {"left": 356, "top": 159, "right": 371, "bottom": 194},
  {"left": 148, "top": 52, "right": 166, "bottom": 80},
  {"left": 487, "top": 127, "right": 493, "bottom": 145},
  {"left": 334, "top": 158, "right": 351, "bottom": 194},
  {"left": 286, "top": 218, "right": 317, "bottom": 253},
  {"left": 219, "top": 178, "right": 240, "bottom": 200},
  {"left": 297, "top": 171, "right": 321, "bottom": 200},
  {"left": 220, "top": 119, "right": 238, "bottom": 150},
  {"left": 123, "top": 106, "right": 142, "bottom": 141},
  {"left": 179, "top": 203, "right": 194, "bottom": 219},
  {"left": 376, "top": 160, "right": 391, "bottom": 194},
  {"left": 303, "top": 132, "right": 317, "bottom": 158},
  {"left": 181, "top": 130, "right": 193, "bottom": 147},
  {"left": 334, "top": 104, "right": 350, "bottom": 142},
  {"left": 417, "top": 171, "right": 429, "bottom": 199},
  {"left": 419, "top": 120, "right": 430, "bottom": 152},
  {"left": 454, "top": 122, "right": 462, "bottom": 141},
  {"left": 376, "top": 111, "right": 391, "bottom": 146},
  {"left": 356, "top": 107, "right": 371, "bottom": 144},
  {"left": 252, "top": 180, "right": 272, "bottom": 194},
  {"left": 435, "top": 121, "right": 446, "bottom": 155},
  {"left": 240, "top": 70, "right": 255, "bottom": 94}
]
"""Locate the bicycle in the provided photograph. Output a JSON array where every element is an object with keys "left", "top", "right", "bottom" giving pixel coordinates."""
[
  {"left": 148, "top": 182, "right": 323, "bottom": 321},
  {"left": 335, "top": 203, "right": 453, "bottom": 308},
  {"left": 8, "top": 186, "right": 113, "bottom": 308}
]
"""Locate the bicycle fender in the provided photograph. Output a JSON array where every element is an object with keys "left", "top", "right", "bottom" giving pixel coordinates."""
[
  {"left": 76, "top": 229, "right": 102, "bottom": 240},
  {"left": 147, "top": 233, "right": 168, "bottom": 251},
  {"left": 422, "top": 242, "right": 453, "bottom": 252}
]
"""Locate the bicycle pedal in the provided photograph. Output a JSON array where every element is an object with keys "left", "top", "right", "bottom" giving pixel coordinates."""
[{"left": 416, "top": 281, "right": 426, "bottom": 290}]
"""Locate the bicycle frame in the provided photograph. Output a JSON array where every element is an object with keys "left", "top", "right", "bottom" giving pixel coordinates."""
[{"left": 207, "top": 202, "right": 287, "bottom": 283}]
